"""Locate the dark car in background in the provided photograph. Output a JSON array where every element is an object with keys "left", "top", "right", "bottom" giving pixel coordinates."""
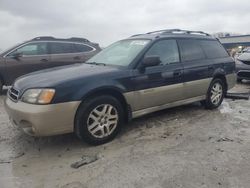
[
  {"left": 5, "top": 29, "right": 236, "bottom": 145},
  {"left": 236, "top": 50, "right": 250, "bottom": 81},
  {"left": 0, "top": 36, "right": 101, "bottom": 92}
]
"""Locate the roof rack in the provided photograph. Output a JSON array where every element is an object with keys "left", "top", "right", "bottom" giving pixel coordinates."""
[
  {"left": 32, "top": 36, "right": 55, "bottom": 40},
  {"left": 31, "top": 36, "right": 90, "bottom": 43},
  {"left": 163, "top": 29, "right": 210, "bottom": 36},
  {"left": 131, "top": 29, "right": 210, "bottom": 37},
  {"left": 146, "top": 29, "right": 181, "bottom": 34},
  {"left": 130, "top": 34, "right": 144, "bottom": 37},
  {"left": 68, "top": 37, "right": 89, "bottom": 42}
]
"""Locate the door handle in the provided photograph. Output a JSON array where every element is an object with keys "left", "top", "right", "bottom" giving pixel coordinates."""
[
  {"left": 40, "top": 59, "right": 48, "bottom": 62},
  {"left": 173, "top": 70, "right": 182, "bottom": 77},
  {"left": 73, "top": 56, "right": 81, "bottom": 60}
]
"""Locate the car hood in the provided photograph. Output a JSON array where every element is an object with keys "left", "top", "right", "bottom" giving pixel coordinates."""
[{"left": 14, "top": 63, "right": 122, "bottom": 91}]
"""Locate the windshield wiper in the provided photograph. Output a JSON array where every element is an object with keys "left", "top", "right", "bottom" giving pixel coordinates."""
[{"left": 85, "top": 62, "right": 106, "bottom": 66}]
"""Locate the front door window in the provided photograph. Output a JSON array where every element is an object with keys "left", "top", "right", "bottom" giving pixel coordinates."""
[{"left": 8, "top": 42, "right": 48, "bottom": 56}]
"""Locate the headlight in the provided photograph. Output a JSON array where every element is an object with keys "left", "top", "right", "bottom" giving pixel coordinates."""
[{"left": 21, "top": 89, "right": 55, "bottom": 104}]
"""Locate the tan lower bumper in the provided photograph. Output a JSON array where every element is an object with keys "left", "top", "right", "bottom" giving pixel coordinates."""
[{"left": 4, "top": 98, "right": 81, "bottom": 136}]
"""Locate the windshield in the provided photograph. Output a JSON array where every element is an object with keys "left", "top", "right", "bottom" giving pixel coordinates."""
[{"left": 86, "top": 39, "right": 150, "bottom": 66}]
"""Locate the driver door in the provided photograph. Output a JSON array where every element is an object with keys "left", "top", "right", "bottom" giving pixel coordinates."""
[
  {"left": 131, "top": 39, "right": 184, "bottom": 111},
  {"left": 4, "top": 42, "right": 50, "bottom": 85}
]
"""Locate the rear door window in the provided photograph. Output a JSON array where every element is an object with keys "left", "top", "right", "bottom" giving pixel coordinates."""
[
  {"left": 145, "top": 39, "right": 180, "bottom": 65},
  {"left": 178, "top": 39, "right": 206, "bottom": 61},
  {"left": 74, "top": 43, "right": 94, "bottom": 53},
  {"left": 199, "top": 40, "right": 229, "bottom": 59},
  {"left": 50, "top": 42, "right": 75, "bottom": 54}
]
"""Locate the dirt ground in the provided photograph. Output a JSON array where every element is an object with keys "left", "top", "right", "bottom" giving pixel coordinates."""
[{"left": 0, "top": 83, "right": 250, "bottom": 188}]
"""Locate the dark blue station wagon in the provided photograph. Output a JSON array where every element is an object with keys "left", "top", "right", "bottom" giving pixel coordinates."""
[{"left": 5, "top": 29, "right": 236, "bottom": 145}]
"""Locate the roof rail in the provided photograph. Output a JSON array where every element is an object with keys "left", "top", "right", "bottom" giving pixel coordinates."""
[
  {"left": 69, "top": 37, "right": 89, "bottom": 42},
  {"left": 150, "top": 29, "right": 210, "bottom": 36},
  {"left": 31, "top": 36, "right": 90, "bottom": 43},
  {"left": 32, "top": 36, "right": 55, "bottom": 40},
  {"left": 146, "top": 29, "right": 181, "bottom": 34},
  {"left": 131, "top": 29, "right": 210, "bottom": 37},
  {"left": 130, "top": 34, "right": 144, "bottom": 37}
]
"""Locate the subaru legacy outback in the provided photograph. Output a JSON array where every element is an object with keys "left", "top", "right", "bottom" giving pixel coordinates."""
[
  {"left": 5, "top": 29, "right": 236, "bottom": 145},
  {"left": 0, "top": 36, "right": 101, "bottom": 93}
]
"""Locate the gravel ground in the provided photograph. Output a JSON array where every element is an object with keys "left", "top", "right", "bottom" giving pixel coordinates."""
[{"left": 0, "top": 83, "right": 250, "bottom": 188}]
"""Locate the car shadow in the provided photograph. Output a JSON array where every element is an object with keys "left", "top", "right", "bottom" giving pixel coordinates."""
[{"left": 121, "top": 102, "right": 203, "bottom": 132}]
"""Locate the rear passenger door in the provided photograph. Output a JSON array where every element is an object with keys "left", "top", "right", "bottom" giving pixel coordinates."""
[
  {"left": 132, "top": 39, "right": 184, "bottom": 111},
  {"left": 48, "top": 42, "right": 93, "bottom": 68},
  {"left": 178, "top": 39, "right": 211, "bottom": 99},
  {"left": 48, "top": 42, "right": 76, "bottom": 68}
]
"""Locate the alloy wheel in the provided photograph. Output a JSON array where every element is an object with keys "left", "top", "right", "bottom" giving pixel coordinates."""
[
  {"left": 87, "top": 104, "right": 118, "bottom": 138},
  {"left": 210, "top": 82, "right": 223, "bottom": 105}
]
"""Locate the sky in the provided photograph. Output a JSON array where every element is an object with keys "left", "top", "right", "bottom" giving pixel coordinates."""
[{"left": 0, "top": 0, "right": 249, "bottom": 51}]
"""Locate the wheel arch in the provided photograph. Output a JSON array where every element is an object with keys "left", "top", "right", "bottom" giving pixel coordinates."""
[
  {"left": 213, "top": 75, "right": 228, "bottom": 92},
  {"left": 212, "top": 70, "right": 228, "bottom": 92},
  {"left": 74, "top": 87, "right": 131, "bottom": 127}
]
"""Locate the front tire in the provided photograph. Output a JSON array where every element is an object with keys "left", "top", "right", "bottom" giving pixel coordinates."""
[
  {"left": 202, "top": 78, "right": 225, "bottom": 109},
  {"left": 75, "top": 95, "right": 124, "bottom": 145}
]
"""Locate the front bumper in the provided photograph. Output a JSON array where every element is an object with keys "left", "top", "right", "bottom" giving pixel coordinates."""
[{"left": 4, "top": 98, "right": 80, "bottom": 136}]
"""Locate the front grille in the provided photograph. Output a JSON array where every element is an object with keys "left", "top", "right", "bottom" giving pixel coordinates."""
[{"left": 8, "top": 87, "right": 20, "bottom": 102}]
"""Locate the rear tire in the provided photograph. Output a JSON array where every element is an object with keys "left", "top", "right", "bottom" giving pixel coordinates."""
[
  {"left": 201, "top": 78, "right": 226, "bottom": 109},
  {"left": 75, "top": 95, "right": 124, "bottom": 145}
]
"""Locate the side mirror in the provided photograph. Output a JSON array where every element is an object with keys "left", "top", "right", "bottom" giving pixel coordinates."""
[
  {"left": 12, "top": 52, "right": 23, "bottom": 60},
  {"left": 139, "top": 56, "right": 161, "bottom": 72}
]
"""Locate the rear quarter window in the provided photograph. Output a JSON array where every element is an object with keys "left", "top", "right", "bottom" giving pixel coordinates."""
[
  {"left": 199, "top": 40, "right": 229, "bottom": 59},
  {"left": 74, "top": 43, "right": 94, "bottom": 53},
  {"left": 178, "top": 39, "right": 206, "bottom": 61}
]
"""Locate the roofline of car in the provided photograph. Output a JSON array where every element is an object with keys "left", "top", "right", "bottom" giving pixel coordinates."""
[
  {"left": 129, "top": 33, "right": 215, "bottom": 40},
  {"left": 3, "top": 40, "right": 97, "bottom": 58}
]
